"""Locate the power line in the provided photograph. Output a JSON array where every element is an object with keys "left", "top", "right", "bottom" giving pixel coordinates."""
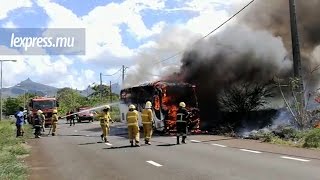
[
  {"left": 101, "top": 67, "right": 122, "bottom": 77},
  {"left": 122, "top": 0, "right": 256, "bottom": 79},
  {"left": 153, "top": 0, "right": 256, "bottom": 65}
]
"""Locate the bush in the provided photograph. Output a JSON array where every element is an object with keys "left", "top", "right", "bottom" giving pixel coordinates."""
[{"left": 303, "top": 128, "right": 320, "bottom": 148}]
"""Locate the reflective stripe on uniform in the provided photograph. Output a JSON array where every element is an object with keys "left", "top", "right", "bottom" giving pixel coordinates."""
[
  {"left": 142, "top": 122, "right": 152, "bottom": 124},
  {"left": 177, "top": 113, "right": 184, "bottom": 122},
  {"left": 141, "top": 114, "right": 148, "bottom": 117},
  {"left": 127, "top": 116, "right": 137, "bottom": 119},
  {"left": 127, "top": 123, "right": 138, "bottom": 126},
  {"left": 176, "top": 120, "right": 186, "bottom": 123}
]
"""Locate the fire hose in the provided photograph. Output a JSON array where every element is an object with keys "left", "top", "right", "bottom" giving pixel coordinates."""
[{"left": 47, "top": 125, "right": 52, "bottom": 135}]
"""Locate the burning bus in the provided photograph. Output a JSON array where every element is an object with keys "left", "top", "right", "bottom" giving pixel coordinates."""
[{"left": 119, "top": 81, "right": 200, "bottom": 133}]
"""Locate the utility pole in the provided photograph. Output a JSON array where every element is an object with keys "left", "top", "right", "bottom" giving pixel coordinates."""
[
  {"left": 109, "top": 81, "right": 112, "bottom": 103},
  {"left": 122, "top": 65, "right": 125, "bottom": 88},
  {"left": 0, "top": 60, "right": 17, "bottom": 121},
  {"left": 289, "top": 0, "right": 305, "bottom": 109},
  {"left": 99, "top": 72, "right": 103, "bottom": 100}
]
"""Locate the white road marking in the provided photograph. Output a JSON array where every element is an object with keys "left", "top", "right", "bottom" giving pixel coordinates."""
[
  {"left": 280, "top": 156, "right": 310, "bottom": 162},
  {"left": 240, "top": 149, "right": 262, "bottom": 154},
  {"left": 146, "top": 161, "right": 162, "bottom": 167},
  {"left": 212, "top": 143, "right": 227, "bottom": 148},
  {"left": 105, "top": 143, "right": 112, "bottom": 146},
  {"left": 74, "top": 130, "right": 78, "bottom": 132},
  {"left": 85, "top": 135, "right": 90, "bottom": 137},
  {"left": 190, "top": 140, "right": 201, "bottom": 143}
]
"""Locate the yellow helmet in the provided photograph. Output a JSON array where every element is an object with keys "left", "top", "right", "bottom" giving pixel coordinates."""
[
  {"left": 37, "top": 110, "right": 43, "bottom": 115},
  {"left": 145, "top": 101, "right": 152, "bottom": 109},
  {"left": 53, "top": 109, "right": 58, "bottom": 114},
  {"left": 179, "top": 102, "right": 186, "bottom": 108},
  {"left": 129, "top": 104, "right": 136, "bottom": 109}
]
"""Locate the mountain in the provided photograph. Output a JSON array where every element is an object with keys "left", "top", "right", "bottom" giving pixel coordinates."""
[
  {"left": 2, "top": 78, "right": 58, "bottom": 98},
  {"left": 2, "top": 79, "right": 122, "bottom": 98}
]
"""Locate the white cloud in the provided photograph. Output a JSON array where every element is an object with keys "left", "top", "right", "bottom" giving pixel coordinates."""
[
  {"left": 2, "top": 21, "right": 17, "bottom": 28},
  {"left": 1, "top": 0, "right": 256, "bottom": 89},
  {"left": 36, "top": 0, "right": 167, "bottom": 63},
  {"left": 0, "top": 0, "right": 32, "bottom": 20}
]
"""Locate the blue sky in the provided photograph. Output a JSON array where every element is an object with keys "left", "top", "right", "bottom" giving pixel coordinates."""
[{"left": 0, "top": 0, "right": 244, "bottom": 89}]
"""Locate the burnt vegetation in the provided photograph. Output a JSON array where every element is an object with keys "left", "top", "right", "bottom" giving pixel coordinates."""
[{"left": 218, "top": 82, "right": 273, "bottom": 112}]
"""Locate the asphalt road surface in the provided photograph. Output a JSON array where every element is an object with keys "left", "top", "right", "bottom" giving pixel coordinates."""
[{"left": 26, "top": 121, "right": 320, "bottom": 180}]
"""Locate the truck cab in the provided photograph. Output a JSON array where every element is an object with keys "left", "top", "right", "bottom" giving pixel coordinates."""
[{"left": 28, "top": 97, "right": 59, "bottom": 127}]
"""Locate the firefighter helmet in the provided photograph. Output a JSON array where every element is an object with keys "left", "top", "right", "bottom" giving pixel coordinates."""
[
  {"left": 179, "top": 102, "right": 186, "bottom": 108},
  {"left": 37, "top": 110, "right": 43, "bottom": 115},
  {"left": 104, "top": 105, "right": 110, "bottom": 109},
  {"left": 129, "top": 104, "right": 136, "bottom": 109},
  {"left": 145, "top": 101, "right": 152, "bottom": 109},
  {"left": 53, "top": 109, "right": 58, "bottom": 114}
]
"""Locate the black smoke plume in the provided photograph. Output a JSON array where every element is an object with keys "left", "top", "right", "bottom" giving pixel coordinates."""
[{"left": 168, "top": 1, "right": 320, "bottom": 130}]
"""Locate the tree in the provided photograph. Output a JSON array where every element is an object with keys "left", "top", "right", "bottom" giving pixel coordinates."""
[
  {"left": 275, "top": 64, "right": 320, "bottom": 130},
  {"left": 4, "top": 97, "right": 20, "bottom": 115},
  {"left": 89, "top": 84, "right": 111, "bottom": 99},
  {"left": 218, "top": 82, "right": 273, "bottom": 112},
  {"left": 17, "top": 93, "right": 37, "bottom": 108},
  {"left": 56, "top": 85, "right": 120, "bottom": 117},
  {"left": 56, "top": 88, "right": 87, "bottom": 115}
]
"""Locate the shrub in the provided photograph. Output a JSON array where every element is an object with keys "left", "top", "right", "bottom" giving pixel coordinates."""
[{"left": 303, "top": 128, "right": 320, "bottom": 148}]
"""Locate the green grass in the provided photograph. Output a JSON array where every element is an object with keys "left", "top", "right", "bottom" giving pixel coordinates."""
[
  {"left": 256, "top": 128, "right": 320, "bottom": 149},
  {"left": 0, "top": 120, "right": 31, "bottom": 180},
  {"left": 303, "top": 128, "right": 320, "bottom": 148}
]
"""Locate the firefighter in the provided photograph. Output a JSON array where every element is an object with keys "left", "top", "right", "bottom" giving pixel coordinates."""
[
  {"left": 96, "top": 105, "right": 113, "bottom": 143},
  {"left": 34, "top": 110, "right": 43, "bottom": 138},
  {"left": 51, "top": 109, "right": 59, "bottom": 136},
  {"left": 176, "top": 102, "right": 189, "bottom": 144},
  {"left": 141, "top": 101, "right": 153, "bottom": 145},
  {"left": 126, "top": 104, "right": 140, "bottom": 147},
  {"left": 39, "top": 110, "right": 46, "bottom": 132}
]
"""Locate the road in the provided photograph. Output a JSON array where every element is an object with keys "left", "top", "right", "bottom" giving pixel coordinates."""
[{"left": 26, "top": 121, "right": 320, "bottom": 180}]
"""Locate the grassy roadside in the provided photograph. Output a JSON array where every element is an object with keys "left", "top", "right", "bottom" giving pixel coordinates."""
[
  {"left": 251, "top": 128, "right": 320, "bottom": 150},
  {"left": 0, "top": 120, "right": 32, "bottom": 180}
]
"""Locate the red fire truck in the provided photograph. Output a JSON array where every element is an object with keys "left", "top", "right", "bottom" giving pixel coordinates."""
[{"left": 28, "top": 96, "right": 59, "bottom": 127}]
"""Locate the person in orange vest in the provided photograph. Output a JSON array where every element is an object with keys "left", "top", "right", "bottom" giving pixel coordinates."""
[
  {"left": 126, "top": 104, "right": 140, "bottom": 147},
  {"left": 141, "top": 101, "right": 153, "bottom": 145}
]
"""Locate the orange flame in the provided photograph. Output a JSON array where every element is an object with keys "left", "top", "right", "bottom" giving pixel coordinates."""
[
  {"left": 152, "top": 82, "right": 201, "bottom": 133},
  {"left": 161, "top": 89, "right": 179, "bottom": 131},
  {"left": 154, "top": 96, "right": 160, "bottom": 110}
]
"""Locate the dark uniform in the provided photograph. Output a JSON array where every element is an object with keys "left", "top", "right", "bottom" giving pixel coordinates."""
[
  {"left": 176, "top": 107, "right": 189, "bottom": 144},
  {"left": 69, "top": 111, "right": 76, "bottom": 126},
  {"left": 34, "top": 115, "right": 42, "bottom": 138}
]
